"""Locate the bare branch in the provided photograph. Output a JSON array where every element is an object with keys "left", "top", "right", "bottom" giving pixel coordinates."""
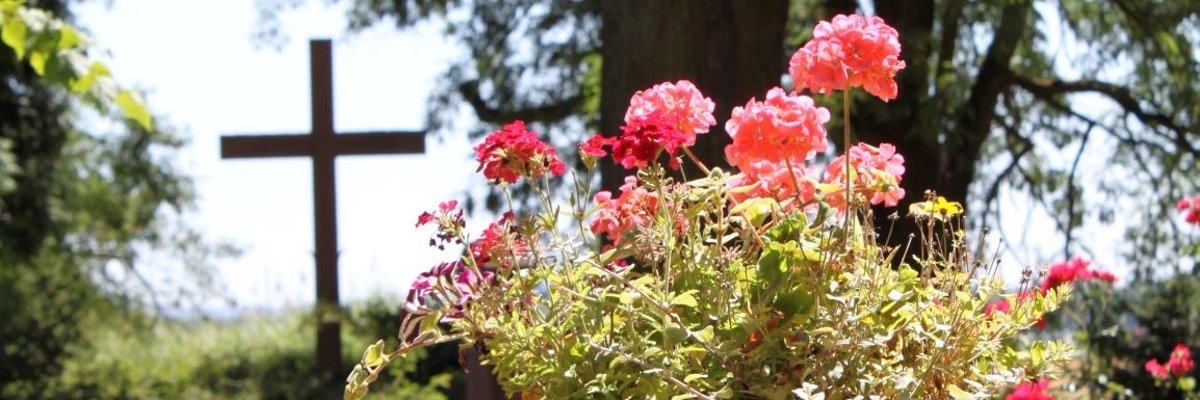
[
  {"left": 1009, "top": 73, "right": 1195, "bottom": 155},
  {"left": 457, "top": 79, "right": 585, "bottom": 124}
]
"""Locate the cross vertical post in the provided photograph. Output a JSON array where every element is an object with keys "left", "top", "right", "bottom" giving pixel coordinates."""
[{"left": 309, "top": 39, "right": 342, "bottom": 378}]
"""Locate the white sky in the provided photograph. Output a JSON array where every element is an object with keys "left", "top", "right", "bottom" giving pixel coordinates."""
[{"left": 77, "top": 0, "right": 479, "bottom": 316}]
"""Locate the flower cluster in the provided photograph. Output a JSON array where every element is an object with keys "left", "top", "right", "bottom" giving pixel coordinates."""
[
  {"left": 823, "top": 142, "right": 906, "bottom": 208},
  {"left": 1004, "top": 379, "right": 1052, "bottom": 400},
  {"left": 1179, "top": 194, "right": 1200, "bottom": 226},
  {"left": 416, "top": 200, "right": 465, "bottom": 250},
  {"left": 470, "top": 211, "right": 527, "bottom": 269},
  {"left": 1146, "top": 343, "right": 1195, "bottom": 380},
  {"left": 788, "top": 14, "right": 906, "bottom": 101},
  {"left": 587, "top": 81, "right": 716, "bottom": 170},
  {"left": 403, "top": 260, "right": 494, "bottom": 322},
  {"left": 728, "top": 160, "right": 819, "bottom": 209},
  {"left": 1040, "top": 256, "right": 1116, "bottom": 293},
  {"left": 724, "top": 88, "right": 830, "bottom": 171},
  {"left": 590, "top": 176, "right": 660, "bottom": 244},
  {"left": 624, "top": 80, "right": 716, "bottom": 140},
  {"left": 984, "top": 257, "right": 1114, "bottom": 330},
  {"left": 474, "top": 120, "right": 566, "bottom": 184}
]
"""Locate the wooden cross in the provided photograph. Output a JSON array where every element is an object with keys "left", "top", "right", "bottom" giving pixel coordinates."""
[{"left": 220, "top": 39, "right": 426, "bottom": 377}]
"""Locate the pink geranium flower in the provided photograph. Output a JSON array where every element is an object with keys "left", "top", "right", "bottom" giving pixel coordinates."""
[
  {"left": 728, "top": 159, "right": 820, "bottom": 211},
  {"left": 823, "top": 142, "right": 906, "bottom": 209},
  {"left": 625, "top": 80, "right": 716, "bottom": 142},
  {"left": 601, "top": 81, "right": 716, "bottom": 170},
  {"left": 789, "top": 14, "right": 906, "bottom": 101},
  {"left": 1146, "top": 359, "right": 1170, "bottom": 380},
  {"left": 591, "top": 176, "right": 660, "bottom": 244},
  {"left": 724, "top": 88, "right": 830, "bottom": 172}
]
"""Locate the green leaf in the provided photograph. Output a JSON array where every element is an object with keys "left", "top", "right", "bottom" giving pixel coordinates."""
[
  {"left": 757, "top": 242, "right": 792, "bottom": 282},
  {"left": 692, "top": 325, "right": 714, "bottom": 343},
  {"left": 765, "top": 214, "right": 805, "bottom": 243},
  {"left": 730, "top": 197, "right": 776, "bottom": 227},
  {"left": 1, "top": 13, "right": 26, "bottom": 59},
  {"left": 27, "top": 47, "right": 46, "bottom": 74},
  {"left": 774, "top": 290, "right": 814, "bottom": 323},
  {"left": 1030, "top": 341, "right": 1046, "bottom": 366},
  {"left": 665, "top": 324, "right": 687, "bottom": 343},
  {"left": 1179, "top": 376, "right": 1196, "bottom": 392},
  {"left": 671, "top": 291, "right": 698, "bottom": 309},
  {"left": 57, "top": 25, "right": 80, "bottom": 49},
  {"left": 70, "top": 61, "right": 110, "bottom": 93},
  {"left": 946, "top": 384, "right": 973, "bottom": 400},
  {"left": 117, "top": 90, "right": 153, "bottom": 130},
  {"left": 362, "top": 339, "right": 386, "bottom": 368}
]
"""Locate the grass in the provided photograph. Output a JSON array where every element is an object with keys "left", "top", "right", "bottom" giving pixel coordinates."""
[{"left": 36, "top": 298, "right": 458, "bottom": 400}]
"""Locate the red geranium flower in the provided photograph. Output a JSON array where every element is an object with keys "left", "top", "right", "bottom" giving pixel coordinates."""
[
  {"left": 475, "top": 120, "right": 566, "bottom": 184},
  {"left": 578, "top": 135, "right": 610, "bottom": 158},
  {"left": 470, "top": 211, "right": 528, "bottom": 269},
  {"left": 1168, "top": 343, "right": 1194, "bottom": 376},
  {"left": 1040, "top": 257, "right": 1117, "bottom": 294},
  {"left": 416, "top": 200, "right": 465, "bottom": 250},
  {"left": 1005, "top": 379, "right": 1052, "bottom": 400},
  {"left": 609, "top": 122, "right": 690, "bottom": 170},
  {"left": 1178, "top": 194, "right": 1200, "bottom": 226}
]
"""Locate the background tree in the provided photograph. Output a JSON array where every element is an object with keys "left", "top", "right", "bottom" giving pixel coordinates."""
[{"left": 0, "top": 0, "right": 227, "bottom": 394}]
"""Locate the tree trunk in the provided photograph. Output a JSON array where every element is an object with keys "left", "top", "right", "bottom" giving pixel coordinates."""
[{"left": 598, "top": 0, "right": 790, "bottom": 191}]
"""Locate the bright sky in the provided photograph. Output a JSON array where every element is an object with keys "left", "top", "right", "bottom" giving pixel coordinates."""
[{"left": 77, "top": 0, "right": 479, "bottom": 316}]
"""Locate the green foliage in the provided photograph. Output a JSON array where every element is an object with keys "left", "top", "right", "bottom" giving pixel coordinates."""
[
  {"left": 1060, "top": 262, "right": 1200, "bottom": 399},
  {"left": 1, "top": 298, "right": 455, "bottom": 400},
  {"left": 0, "top": 0, "right": 228, "bottom": 392},
  {"left": 351, "top": 165, "right": 1073, "bottom": 399},
  {"left": 0, "top": 0, "right": 151, "bottom": 129}
]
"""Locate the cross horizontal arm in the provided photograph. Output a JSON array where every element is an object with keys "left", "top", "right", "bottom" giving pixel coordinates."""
[
  {"left": 220, "top": 131, "right": 426, "bottom": 159},
  {"left": 221, "top": 134, "right": 311, "bottom": 158},
  {"left": 330, "top": 131, "right": 425, "bottom": 155}
]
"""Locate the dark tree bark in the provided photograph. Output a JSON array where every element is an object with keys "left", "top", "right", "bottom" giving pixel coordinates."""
[{"left": 598, "top": 0, "right": 790, "bottom": 191}]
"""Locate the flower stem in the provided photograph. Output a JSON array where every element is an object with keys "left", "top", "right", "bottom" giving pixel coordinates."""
[
  {"left": 843, "top": 89, "right": 853, "bottom": 246},
  {"left": 681, "top": 146, "right": 711, "bottom": 176}
]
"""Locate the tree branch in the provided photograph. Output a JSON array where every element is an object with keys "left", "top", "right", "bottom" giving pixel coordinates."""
[
  {"left": 934, "top": 0, "right": 966, "bottom": 83},
  {"left": 1008, "top": 73, "right": 1195, "bottom": 155},
  {"left": 457, "top": 79, "right": 585, "bottom": 124}
]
